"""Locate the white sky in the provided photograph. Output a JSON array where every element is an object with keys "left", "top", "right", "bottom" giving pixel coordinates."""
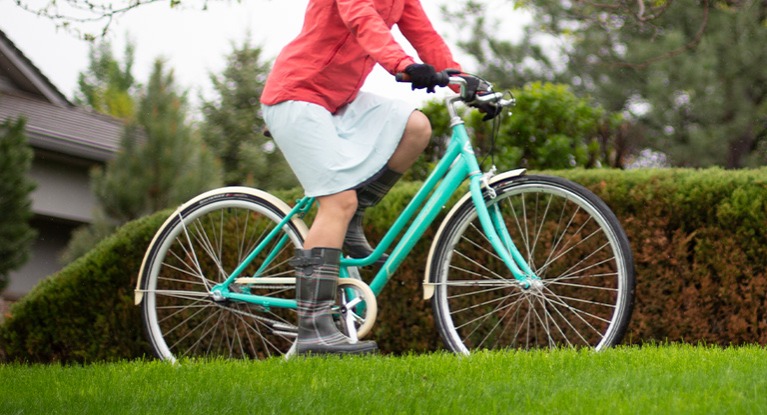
[{"left": 0, "top": 0, "right": 527, "bottom": 110}]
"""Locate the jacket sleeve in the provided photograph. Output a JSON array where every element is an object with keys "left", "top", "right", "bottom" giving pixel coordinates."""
[
  {"left": 336, "top": 0, "right": 416, "bottom": 74},
  {"left": 397, "top": 0, "right": 462, "bottom": 73}
]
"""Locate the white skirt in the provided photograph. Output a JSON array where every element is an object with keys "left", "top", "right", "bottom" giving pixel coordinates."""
[{"left": 262, "top": 92, "right": 415, "bottom": 197}]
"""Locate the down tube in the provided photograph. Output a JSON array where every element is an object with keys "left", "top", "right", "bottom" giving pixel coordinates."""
[
  {"left": 368, "top": 158, "right": 470, "bottom": 295},
  {"left": 343, "top": 138, "right": 465, "bottom": 269}
]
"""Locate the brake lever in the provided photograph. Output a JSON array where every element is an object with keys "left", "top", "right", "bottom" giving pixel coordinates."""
[{"left": 474, "top": 92, "right": 504, "bottom": 104}]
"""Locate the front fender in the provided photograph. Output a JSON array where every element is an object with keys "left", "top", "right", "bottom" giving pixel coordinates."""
[{"left": 422, "top": 168, "right": 526, "bottom": 300}]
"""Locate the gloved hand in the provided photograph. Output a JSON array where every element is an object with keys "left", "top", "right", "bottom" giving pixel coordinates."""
[
  {"left": 404, "top": 63, "right": 440, "bottom": 93},
  {"left": 461, "top": 74, "right": 502, "bottom": 121}
]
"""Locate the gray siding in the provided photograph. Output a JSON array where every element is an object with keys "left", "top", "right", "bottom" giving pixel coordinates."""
[
  {"left": 4, "top": 217, "right": 78, "bottom": 300},
  {"left": 29, "top": 152, "right": 98, "bottom": 223},
  {"left": 3, "top": 152, "right": 97, "bottom": 300}
]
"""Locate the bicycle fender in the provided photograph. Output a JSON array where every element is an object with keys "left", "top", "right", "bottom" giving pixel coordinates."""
[
  {"left": 134, "top": 186, "right": 309, "bottom": 305},
  {"left": 423, "top": 168, "right": 526, "bottom": 300}
]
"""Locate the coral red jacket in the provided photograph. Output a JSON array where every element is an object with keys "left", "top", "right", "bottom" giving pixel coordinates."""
[{"left": 261, "top": 0, "right": 461, "bottom": 113}]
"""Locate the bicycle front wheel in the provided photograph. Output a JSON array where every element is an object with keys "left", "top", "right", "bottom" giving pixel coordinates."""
[
  {"left": 138, "top": 188, "right": 308, "bottom": 362},
  {"left": 429, "top": 174, "right": 634, "bottom": 353}
]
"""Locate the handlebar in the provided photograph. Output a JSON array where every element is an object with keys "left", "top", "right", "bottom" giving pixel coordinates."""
[{"left": 395, "top": 70, "right": 515, "bottom": 109}]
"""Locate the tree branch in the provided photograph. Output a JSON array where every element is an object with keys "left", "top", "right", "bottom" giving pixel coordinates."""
[
  {"left": 608, "top": 0, "right": 710, "bottom": 69},
  {"left": 12, "top": 0, "right": 216, "bottom": 39}
]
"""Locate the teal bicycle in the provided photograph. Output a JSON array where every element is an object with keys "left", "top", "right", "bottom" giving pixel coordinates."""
[{"left": 135, "top": 73, "right": 635, "bottom": 362}]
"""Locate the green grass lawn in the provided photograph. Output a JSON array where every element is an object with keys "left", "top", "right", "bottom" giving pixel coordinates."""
[{"left": 1, "top": 344, "right": 765, "bottom": 414}]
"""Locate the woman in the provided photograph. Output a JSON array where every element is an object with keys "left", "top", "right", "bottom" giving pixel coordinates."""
[{"left": 261, "top": 0, "right": 462, "bottom": 355}]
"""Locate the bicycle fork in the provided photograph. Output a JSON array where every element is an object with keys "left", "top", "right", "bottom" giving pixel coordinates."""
[
  {"left": 470, "top": 169, "right": 539, "bottom": 286},
  {"left": 422, "top": 165, "right": 541, "bottom": 300},
  {"left": 418, "top": 95, "right": 541, "bottom": 298}
]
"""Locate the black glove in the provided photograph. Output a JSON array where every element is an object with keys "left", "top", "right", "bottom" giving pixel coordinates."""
[
  {"left": 461, "top": 75, "right": 502, "bottom": 121},
  {"left": 404, "top": 63, "right": 440, "bottom": 93}
]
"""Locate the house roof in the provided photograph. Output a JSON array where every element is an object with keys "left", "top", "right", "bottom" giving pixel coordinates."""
[
  {"left": 0, "top": 28, "right": 123, "bottom": 162},
  {"left": 0, "top": 89, "right": 124, "bottom": 161}
]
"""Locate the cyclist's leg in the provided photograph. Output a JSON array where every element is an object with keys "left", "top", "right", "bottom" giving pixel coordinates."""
[
  {"left": 344, "top": 111, "right": 432, "bottom": 259},
  {"left": 292, "top": 247, "right": 377, "bottom": 355},
  {"left": 304, "top": 190, "right": 357, "bottom": 249},
  {"left": 293, "top": 190, "right": 378, "bottom": 355},
  {"left": 388, "top": 110, "right": 431, "bottom": 172}
]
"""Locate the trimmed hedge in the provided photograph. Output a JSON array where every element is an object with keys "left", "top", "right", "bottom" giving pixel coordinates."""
[
  {"left": 3, "top": 168, "right": 767, "bottom": 362},
  {"left": 0, "top": 212, "right": 170, "bottom": 363},
  {"left": 567, "top": 168, "right": 767, "bottom": 345}
]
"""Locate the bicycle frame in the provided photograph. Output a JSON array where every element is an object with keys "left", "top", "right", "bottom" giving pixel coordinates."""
[{"left": 210, "top": 95, "right": 537, "bottom": 308}]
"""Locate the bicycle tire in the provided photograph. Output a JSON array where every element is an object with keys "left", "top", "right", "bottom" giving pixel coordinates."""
[
  {"left": 429, "top": 174, "right": 635, "bottom": 353},
  {"left": 138, "top": 187, "right": 308, "bottom": 362}
]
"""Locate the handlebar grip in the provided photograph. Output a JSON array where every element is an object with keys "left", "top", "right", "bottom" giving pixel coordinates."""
[
  {"left": 434, "top": 71, "right": 450, "bottom": 87},
  {"left": 395, "top": 71, "right": 450, "bottom": 87}
]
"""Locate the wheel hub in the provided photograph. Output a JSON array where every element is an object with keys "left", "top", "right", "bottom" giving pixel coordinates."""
[
  {"left": 210, "top": 289, "right": 226, "bottom": 302},
  {"left": 524, "top": 278, "right": 545, "bottom": 293}
]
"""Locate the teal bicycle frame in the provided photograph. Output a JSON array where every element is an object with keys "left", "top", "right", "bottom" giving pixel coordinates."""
[{"left": 210, "top": 94, "right": 537, "bottom": 309}]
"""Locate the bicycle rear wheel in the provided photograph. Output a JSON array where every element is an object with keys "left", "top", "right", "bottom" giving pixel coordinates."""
[
  {"left": 137, "top": 188, "right": 307, "bottom": 362},
  {"left": 429, "top": 175, "right": 634, "bottom": 353}
]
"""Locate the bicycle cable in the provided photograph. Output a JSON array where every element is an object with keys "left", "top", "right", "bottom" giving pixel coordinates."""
[
  {"left": 457, "top": 71, "right": 514, "bottom": 171},
  {"left": 479, "top": 90, "right": 513, "bottom": 171}
]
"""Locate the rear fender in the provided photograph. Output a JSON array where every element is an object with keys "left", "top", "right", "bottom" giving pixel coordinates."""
[{"left": 134, "top": 187, "right": 308, "bottom": 305}]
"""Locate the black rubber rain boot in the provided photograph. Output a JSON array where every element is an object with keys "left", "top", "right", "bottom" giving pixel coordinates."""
[
  {"left": 291, "top": 247, "right": 378, "bottom": 355},
  {"left": 343, "top": 167, "right": 402, "bottom": 262}
]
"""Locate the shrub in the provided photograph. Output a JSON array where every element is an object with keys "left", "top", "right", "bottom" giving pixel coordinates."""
[
  {"left": 0, "top": 212, "right": 169, "bottom": 363},
  {"left": 565, "top": 168, "right": 767, "bottom": 345},
  {"left": 4, "top": 168, "right": 767, "bottom": 362}
]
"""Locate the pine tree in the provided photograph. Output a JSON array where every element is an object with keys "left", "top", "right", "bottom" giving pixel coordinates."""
[
  {"left": 0, "top": 118, "right": 37, "bottom": 291},
  {"left": 200, "top": 37, "right": 297, "bottom": 189},
  {"left": 74, "top": 39, "right": 137, "bottom": 121},
  {"left": 92, "top": 58, "right": 222, "bottom": 223},
  {"left": 63, "top": 57, "right": 222, "bottom": 262}
]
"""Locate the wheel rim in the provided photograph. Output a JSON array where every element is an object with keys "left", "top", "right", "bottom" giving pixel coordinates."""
[
  {"left": 142, "top": 199, "right": 303, "bottom": 361},
  {"left": 435, "top": 180, "right": 632, "bottom": 352}
]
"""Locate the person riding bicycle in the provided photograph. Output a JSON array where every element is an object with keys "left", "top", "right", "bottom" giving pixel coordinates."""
[{"left": 261, "top": 0, "right": 463, "bottom": 355}]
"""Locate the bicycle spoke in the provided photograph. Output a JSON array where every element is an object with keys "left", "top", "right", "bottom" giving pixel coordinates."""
[
  {"left": 151, "top": 290, "right": 211, "bottom": 302},
  {"left": 141, "top": 193, "right": 305, "bottom": 361},
  {"left": 164, "top": 243, "right": 211, "bottom": 286},
  {"left": 432, "top": 175, "right": 634, "bottom": 353},
  {"left": 536, "top": 228, "right": 606, "bottom": 278}
]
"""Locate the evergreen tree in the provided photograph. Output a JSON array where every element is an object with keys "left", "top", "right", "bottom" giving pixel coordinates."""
[
  {"left": 63, "top": 58, "right": 222, "bottom": 262},
  {"left": 200, "top": 37, "right": 297, "bottom": 189},
  {"left": 92, "top": 58, "right": 222, "bottom": 223},
  {"left": 74, "top": 39, "right": 137, "bottom": 121},
  {"left": 0, "top": 118, "right": 37, "bottom": 291},
  {"left": 441, "top": 2, "right": 558, "bottom": 89}
]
